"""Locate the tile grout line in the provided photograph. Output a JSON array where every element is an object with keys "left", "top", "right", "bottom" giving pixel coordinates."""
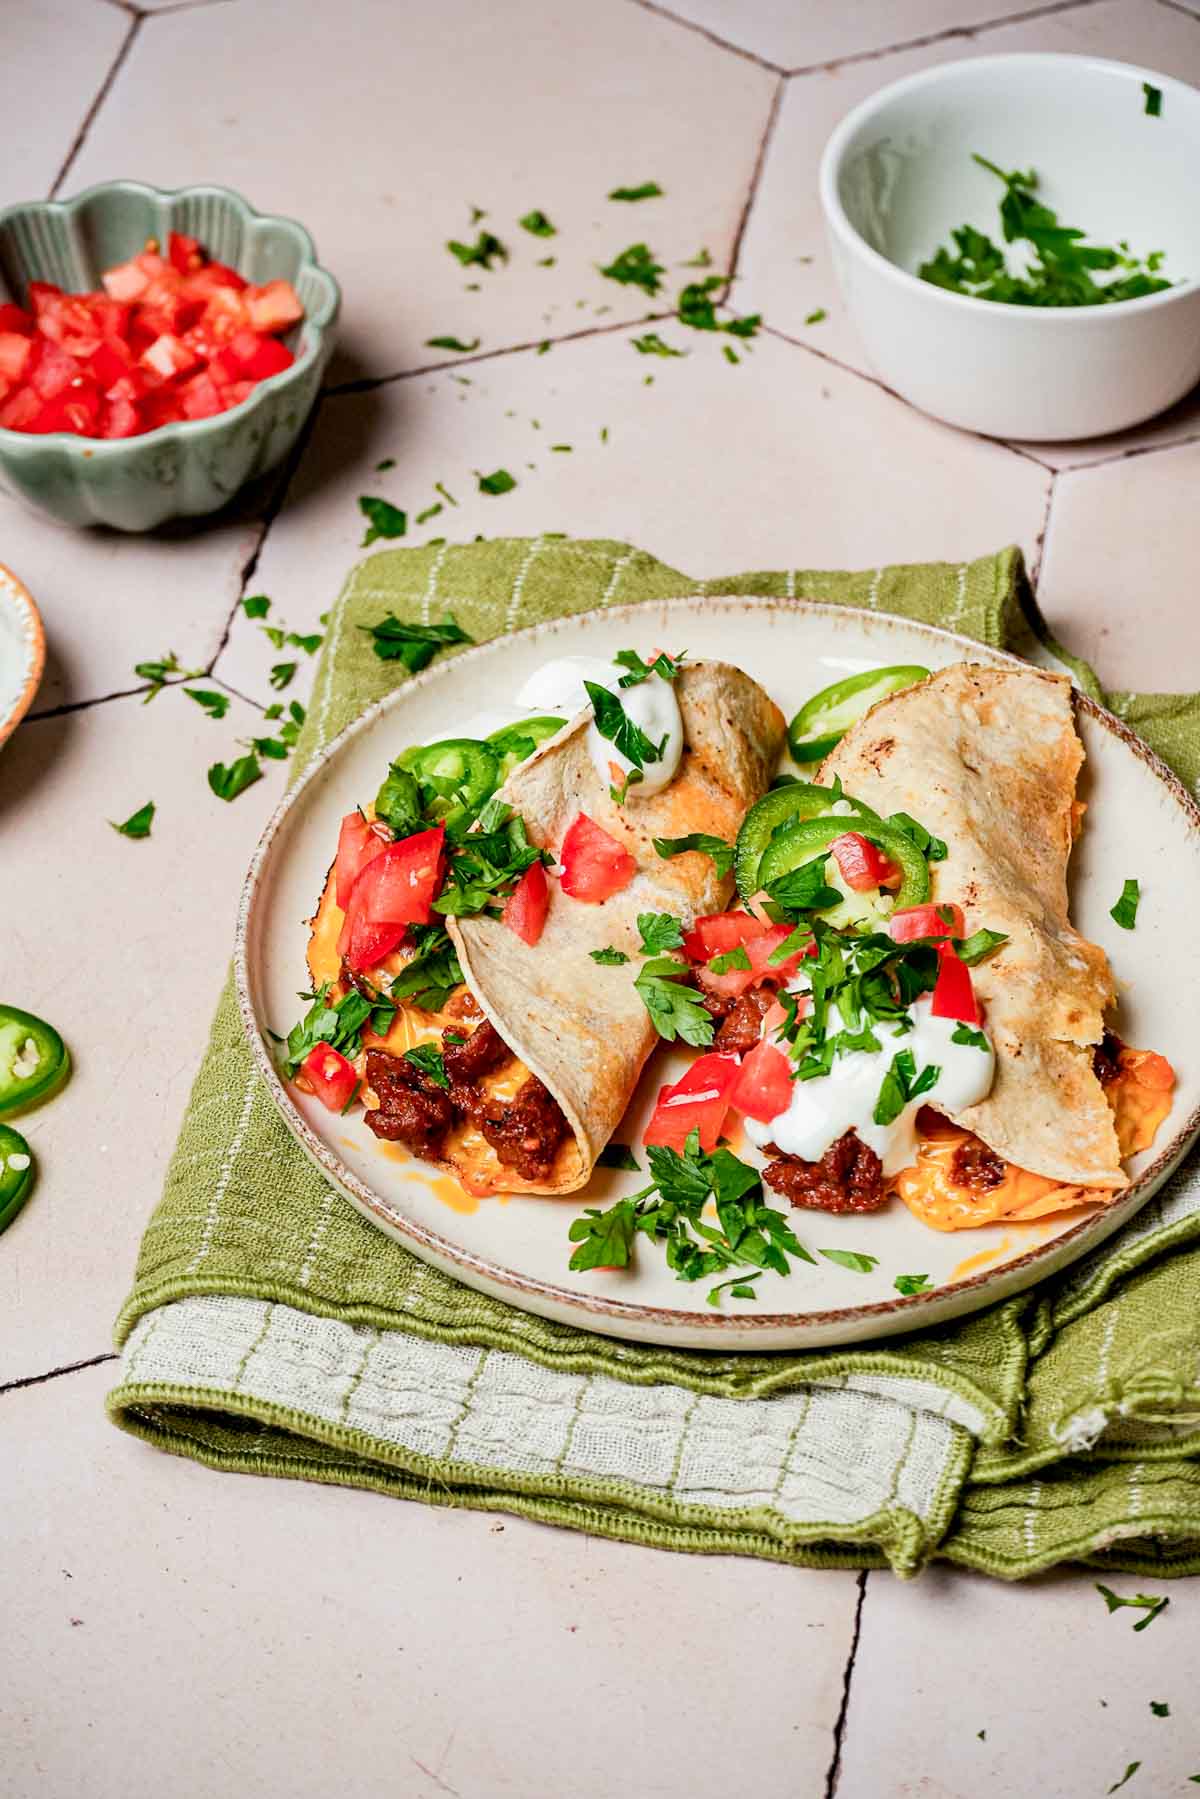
[
  {"left": 1, "top": 1351, "right": 118, "bottom": 1396},
  {"left": 1155, "top": 0, "right": 1200, "bottom": 24},
  {"left": 725, "top": 74, "right": 786, "bottom": 291},
  {"left": 49, "top": 14, "right": 143, "bottom": 199},
  {"left": 785, "top": 0, "right": 1104, "bottom": 76},
  {"left": 624, "top": 0, "right": 785, "bottom": 72},
  {"left": 824, "top": 1568, "right": 869, "bottom": 1798},
  {"left": 1028, "top": 469, "right": 1059, "bottom": 589}
]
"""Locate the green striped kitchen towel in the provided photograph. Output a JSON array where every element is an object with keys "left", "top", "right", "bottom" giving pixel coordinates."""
[{"left": 107, "top": 539, "right": 1200, "bottom": 1579}]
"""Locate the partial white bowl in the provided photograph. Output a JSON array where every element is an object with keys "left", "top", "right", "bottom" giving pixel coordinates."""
[
  {"left": 0, "top": 562, "right": 44, "bottom": 751},
  {"left": 819, "top": 53, "right": 1200, "bottom": 440}
]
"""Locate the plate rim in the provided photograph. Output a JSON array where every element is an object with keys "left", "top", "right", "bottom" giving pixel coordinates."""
[
  {"left": 233, "top": 595, "right": 1200, "bottom": 1341},
  {"left": 0, "top": 561, "right": 45, "bottom": 749}
]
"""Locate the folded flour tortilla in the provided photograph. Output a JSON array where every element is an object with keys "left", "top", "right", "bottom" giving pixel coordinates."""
[{"left": 820, "top": 664, "right": 1125, "bottom": 1190}]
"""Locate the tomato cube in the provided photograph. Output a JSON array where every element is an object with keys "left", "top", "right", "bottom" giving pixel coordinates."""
[
  {"left": 88, "top": 337, "right": 134, "bottom": 390},
  {"left": 168, "top": 232, "right": 203, "bottom": 275},
  {"left": 27, "top": 381, "right": 101, "bottom": 435},
  {"left": 889, "top": 903, "right": 965, "bottom": 944},
  {"left": 178, "top": 371, "right": 224, "bottom": 419},
  {"left": 502, "top": 860, "right": 550, "bottom": 946},
  {"left": 0, "top": 386, "right": 40, "bottom": 430},
  {"left": 181, "top": 261, "right": 246, "bottom": 299},
  {"left": 0, "top": 303, "right": 32, "bottom": 335},
  {"left": 300, "top": 1043, "right": 359, "bottom": 1113},
  {"left": 351, "top": 826, "right": 446, "bottom": 927},
  {"left": 99, "top": 396, "right": 143, "bottom": 439},
  {"left": 135, "top": 249, "right": 168, "bottom": 280},
  {"left": 101, "top": 261, "right": 150, "bottom": 303},
  {"left": 244, "top": 279, "right": 304, "bottom": 334},
  {"left": 643, "top": 1053, "right": 741, "bottom": 1153},
  {"left": 26, "top": 281, "right": 64, "bottom": 317},
  {"left": 140, "top": 332, "right": 198, "bottom": 380},
  {"left": 728, "top": 1040, "right": 793, "bottom": 1125},
  {"left": 30, "top": 342, "right": 81, "bottom": 399},
  {"left": 335, "top": 811, "right": 393, "bottom": 909},
  {"left": 220, "top": 380, "right": 256, "bottom": 410},
  {"left": 559, "top": 815, "right": 636, "bottom": 902},
  {"left": 0, "top": 333, "right": 33, "bottom": 384}
]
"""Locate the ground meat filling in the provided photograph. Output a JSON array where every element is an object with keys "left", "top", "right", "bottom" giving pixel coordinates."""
[
  {"left": 762, "top": 1129, "right": 887, "bottom": 1214},
  {"left": 949, "top": 1135, "right": 1006, "bottom": 1193},
  {"left": 442, "top": 1017, "right": 509, "bottom": 1084},
  {"left": 1093, "top": 1031, "right": 1125, "bottom": 1089},
  {"left": 363, "top": 1047, "right": 455, "bottom": 1156},
  {"left": 714, "top": 988, "right": 774, "bottom": 1056},
  {"left": 454, "top": 1075, "right": 569, "bottom": 1183}
]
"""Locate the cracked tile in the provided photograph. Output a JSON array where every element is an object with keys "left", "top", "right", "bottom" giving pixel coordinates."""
[
  {"left": 739, "top": 0, "right": 1200, "bottom": 465},
  {"left": 66, "top": 0, "right": 776, "bottom": 383},
  {"left": 216, "top": 323, "right": 1048, "bottom": 704},
  {"left": 3, "top": 0, "right": 128, "bottom": 209},
  {"left": 1037, "top": 441, "right": 1200, "bottom": 692},
  {"left": 0, "top": 687, "right": 288, "bottom": 1380},
  {"left": 644, "top": 0, "right": 1052, "bottom": 69}
]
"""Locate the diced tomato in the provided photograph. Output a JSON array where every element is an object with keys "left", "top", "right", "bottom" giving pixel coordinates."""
[
  {"left": 178, "top": 370, "right": 224, "bottom": 420},
  {"left": 0, "top": 333, "right": 33, "bottom": 384},
  {"left": 559, "top": 814, "right": 636, "bottom": 902},
  {"left": 181, "top": 260, "right": 247, "bottom": 298},
  {"left": 244, "top": 279, "right": 303, "bottom": 334},
  {"left": 642, "top": 1052, "right": 741, "bottom": 1153},
  {"left": 98, "top": 397, "right": 143, "bottom": 439},
  {"left": 0, "top": 386, "right": 40, "bottom": 430},
  {"left": 101, "top": 261, "right": 150, "bottom": 304},
  {"left": 890, "top": 903, "right": 965, "bottom": 943},
  {"left": 28, "top": 382, "right": 101, "bottom": 435},
  {"left": 830, "top": 831, "right": 899, "bottom": 892},
  {"left": 336, "top": 887, "right": 407, "bottom": 972},
  {"left": 334, "top": 811, "right": 392, "bottom": 909},
  {"left": 26, "top": 281, "right": 63, "bottom": 317},
  {"left": 135, "top": 248, "right": 169, "bottom": 279},
  {"left": 502, "top": 860, "right": 549, "bottom": 946},
  {"left": 169, "top": 232, "right": 203, "bottom": 275},
  {"left": 235, "top": 333, "right": 294, "bottom": 380},
  {"left": 30, "top": 342, "right": 81, "bottom": 400},
  {"left": 300, "top": 1043, "right": 358, "bottom": 1112},
  {"left": 930, "top": 943, "right": 979, "bottom": 1025},
  {"left": 682, "top": 909, "right": 770, "bottom": 964},
  {"left": 87, "top": 337, "right": 134, "bottom": 390},
  {"left": 105, "top": 368, "right": 152, "bottom": 404},
  {"left": 140, "top": 332, "right": 198, "bottom": 380},
  {"left": 728, "top": 1039, "right": 793, "bottom": 1124},
  {"left": 351, "top": 824, "right": 445, "bottom": 927},
  {"left": 694, "top": 922, "right": 812, "bottom": 1000},
  {"left": 90, "top": 298, "right": 132, "bottom": 341},
  {"left": 221, "top": 379, "right": 256, "bottom": 410},
  {"left": 0, "top": 303, "right": 32, "bottom": 334}
]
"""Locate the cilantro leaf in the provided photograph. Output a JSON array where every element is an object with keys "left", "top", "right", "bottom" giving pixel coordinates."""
[
  {"left": 598, "top": 243, "right": 664, "bottom": 294},
  {"left": 678, "top": 276, "right": 762, "bottom": 340},
  {"left": 403, "top": 1044, "right": 449, "bottom": 1090},
  {"left": 1150, "top": 1701, "right": 1169, "bottom": 1717},
  {"left": 613, "top": 648, "right": 684, "bottom": 687},
  {"left": 278, "top": 983, "right": 377, "bottom": 1079},
  {"left": 184, "top": 687, "right": 230, "bottom": 720},
  {"left": 1108, "top": 1764, "right": 1140, "bottom": 1794},
  {"left": 358, "top": 495, "right": 407, "bottom": 546},
  {"left": 569, "top": 1198, "right": 637, "bottom": 1271},
  {"left": 952, "top": 1022, "right": 990, "bottom": 1051},
  {"left": 110, "top": 800, "right": 155, "bottom": 840},
  {"left": 447, "top": 231, "right": 507, "bottom": 270},
  {"left": 634, "top": 958, "right": 714, "bottom": 1046},
  {"left": 632, "top": 332, "right": 685, "bottom": 357},
  {"left": 804, "top": 307, "right": 827, "bottom": 324},
  {"left": 207, "top": 754, "right": 263, "bottom": 802},
  {"left": 1110, "top": 878, "right": 1140, "bottom": 930},
  {"left": 1095, "top": 1585, "right": 1169, "bottom": 1630},
  {"left": 894, "top": 1273, "right": 932, "bottom": 1295},
  {"left": 242, "top": 594, "right": 270, "bottom": 619},
  {"left": 820, "top": 1248, "right": 879, "bottom": 1274},
  {"left": 362, "top": 613, "right": 474, "bottom": 672},
  {"left": 478, "top": 468, "right": 516, "bottom": 495},
  {"left": 652, "top": 833, "right": 735, "bottom": 878},
  {"left": 425, "top": 335, "right": 480, "bottom": 352},
  {"left": 134, "top": 649, "right": 203, "bottom": 701},
  {"left": 608, "top": 182, "right": 663, "bottom": 201},
  {"left": 375, "top": 458, "right": 396, "bottom": 472},
  {"left": 956, "top": 928, "right": 1008, "bottom": 965},
  {"left": 585, "top": 681, "right": 664, "bottom": 771},
  {"left": 597, "top": 1142, "right": 640, "bottom": 1170},
  {"left": 887, "top": 811, "right": 948, "bottom": 861},
  {"left": 519, "top": 209, "right": 556, "bottom": 237},
  {"left": 706, "top": 1272, "right": 762, "bottom": 1306},
  {"left": 590, "top": 946, "right": 630, "bottom": 966},
  {"left": 286, "top": 632, "right": 323, "bottom": 656},
  {"left": 1144, "top": 82, "right": 1162, "bottom": 117},
  {"left": 269, "top": 662, "right": 297, "bottom": 691},
  {"left": 389, "top": 926, "right": 464, "bottom": 1012},
  {"left": 874, "top": 1048, "right": 940, "bottom": 1125},
  {"left": 637, "top": 912, "right": 684, "bottom": 955},
  {"left": 764, "top": 854, "right": 841, "bottom": 914},
  {"left": 709, "top": 945, "right": 751, "bottom": 976}
]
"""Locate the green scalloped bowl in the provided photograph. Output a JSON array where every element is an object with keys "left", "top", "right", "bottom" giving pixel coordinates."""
[{"left": 0, "top": 181, "right": 340, "bottom": 531}]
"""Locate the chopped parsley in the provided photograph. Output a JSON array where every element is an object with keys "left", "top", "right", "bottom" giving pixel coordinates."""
[
  {"left": 586, "top": 681, "right": 667, "bottom": 778},
  {"left": 681, "top": 247, "right": 712, "bottom": 267},
  {"left": 478, "top": 468, "right": 517, "bottom": 495},
  {"left": 207, "top": 753, "right": 263, "bottom": 802},
  {"left": 363, "top": 613, "right": 474, "bottom": 672},
  {"left": 568, "top": 1129, "right": 814, "bottom": 1302},
  {"left": 519, "top": 209, "right": 556, "bottom": 237},
  {"left": 710, "top": 946, "right": 751, "bottom": 976},
  {"left": 286, "top": 631, "right": 323, "bottom": 656},
  {"left": 632, "top": 332, "right": 685, "bottom": 357},
  {"left": 634, "top": 958, "right": 714, "bottom": 1047},
  {"left": 763, "top": 853, "right": 840, "bottom": 915},
  {"left": 358, "top": 495, "right": 407, "bottom": 545},
  {"left": 241, "top": 593, "right": 270, "bottom": 619},
  {"left": 888, "top": 811, "right": 947, "bottom": 861},
  {"left": 957, "top": 928, "right": 1008, "bottom": 965},
  {"left": 598, "top": 243, "right": 665, "bottom": 294},
  {"left": 653, "top": 833, "right": 735, "bottom": 879},
  {"left": 1144, "top": 81, "right": 1162, "bottom": 117},
  {"left": 550, "top": 443, "right": 572, "bottom": 452},
  {"left": 1095, "top": 1584, "right": 1169, "bottom": 1630},
  {"left": 874, "top": 1048, "right": 940, "bottom": 1126},
  {"left": 110, "top": 800, "right": 155, "bottom": 839},
  {"left": 597, "top": 1142, "right": 640, "bottom": 1170},
  {"left": 678, "top": 276, "right": 761, "bottom": 339},
  {"left": 894, "top": 1273, "right": 932, "bottom": 1295},
  {"left": 432, "top": 805, "right": 545, "bottom": 918},
  {"left": 1107, "top": 1764, "right": 1140, "bottom": 1795},
  {"left": 952, "top": 1022, "right": 990, "bottom": 1051},
  {"left": 403, "top": 1044, "right": 449, "bottom": 1089},
  {"left": 416, "top": 503, "right": 443, "bottom": 525},
  {"left": 184, "top": 687, "right": 230, "bottom": 720},
  {"left": 434, "top": 480, "right": 458, "bottom": 507},
  {"left": 1150, "top": 1701, "right": 1169, "bottom": 1717},
  {"left": 269, "top": 662, "right": 297, "bottom": 691},
  {"left": 590, "top": 946, "right": 630, "bottom": 966},
  {"left": 375, "top": 458, "right": 395, "bottom": 473},
  {"left": 804, "top": 307, "right": 827, "bottom": 324},
  {"left": 637, "top": 912, "right": 684, "bottom": 955},
  {"left": 425, "top": 335, "right": 480, "bottom": 352},
  {"left": 134, "top": 649, "right": 203, "bottom": 701},
  {"left": 609, "top": 182, "right": 663, "bottom": 201},
  {"left": 447, "top": 230, "right": 507, "bottom": 270},
  {"left": 614, "top": 647, "right": 684, "bottom": 686},
  {"left": 389, "top": 926, "right": 464, "bottom": 1012},
  {"left": 277, "top": 983, "right": 389, "bottom": 1080},
  {"left": 723, "top": 345, "right": 739, "bottom": 364},
  {"left": 919, "top": 154, "right": 1172, "bottom": 307},
  {"left": 1110, "top": 878, "right": 1140, "bottom": 930},
  {"left": 819, "top": 1249, "right": 879, "bottom": 1274}
]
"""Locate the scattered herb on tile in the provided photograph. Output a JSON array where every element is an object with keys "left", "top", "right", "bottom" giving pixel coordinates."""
[
  {"left": 519, "top": 209, "right": 556, "bottom": 237},
  {"left": 358, "top": 495, "right": 408, "bottom": 545},
  {"left": 550, "top": 443, "right": 572, "bottom": 453},
  {"left": 416, "top": 502, "right": 444, "bottom": 525},
  {"left": 1144, "top": 81, "right": 1163, "bottom": 117},
  {"left": 110, "top": 800, "right": 155, "bottom": 839},
  {"left": 723, "top": 345, "right": 739, "bottom": 364},
  {"left": 1107, "top": 1765, "right": 1140, "bottom": 1795},
  {"left": 1095, "top": 1584, "right": 1169, "bottom": 1630},
  {"left": 681, "top": 247, "right": 712, "bottom": 268},
  {"left": 184, "top": 687, "right": 230, "bottom": 721},
  {"left": 425, "top": 335, "right": 481, "bottom": 352},
  {"left": 269, "top": 662, "right": 297, "bottom": 691},
  {"left": 447, "top": 230, "right": 508, "bottom": 270},
  {"left": 597, "top": 1143, "right": 640, "bottom": 1170},
  {"left": 207, "top": 753, "right": 263, "bottom": 803},
  {"left": 452, "top": 374, "right": 472, "bottom": 386},
  {"left": 977, "top": 1730, "right": 986, "bottom": 1742},
  {"left": 434, "top": 480, "right": 458, "bottom": 507},
  {"left": 632, "top": 331, "right": 685, "bottom": 357},
  {"left": 652, "top": 833, "right": 735, "bottom": 879},
  {"left": 478, "top": 468, "right": 516, "bottom": 495},
  {"left": 919, "top": 154, "right": 1172, "bottom": 305},
  {"left": 805, "top": 307, "right": 827, "bottom": 324},
  {"left": 894, "top": 1273, "right": 932, "bottom": 1295},
  {"left": 608, "top": 182, "right": 663, "bottom": 202},
  {"left": 1111, "top": 878, "right": 1140, "bottom": 929},
  {"left": 599, "top": 242, "right": 665, "bottom": 294},
  {"left": 363, "top": 612, "right": 474, "bottom": 672},
  {"left": 678, "top": 275, "right": 762, "bottom": 340},
  {"left": 260, "top": 624, "right": 287, "bottom": 650},
  {"left": 375, "top": 457, "right": 396, "bottom": 472},
  {"left": 285, "top": 631, "right": 322, "bottom": 657},
  {"left": 590, "top": 947, "right": 630, "bottom": 966},
  {"left": 241, "top": 593, "right": 271, "bottom": 619},
  {"left": 1150, "top": 1701, "right": 1169, "bottom": 1717},
  {"left": 537, "top": 255, "right": 556, "bottom": 267},
  {"left": 263, "top": 703, "right": 283, "bottom": 720},
  {"left": 600, "top": 426, "right": 609, "bottom": 442},
  {"left": 537, "top": 340, "right": 551, "bottom": 354},
  {"left": 820, "top": 1248, "right": 879, "bottom": 1274},
  {"left": 134, "top": 650, "right": 202, "bottom": 701}
]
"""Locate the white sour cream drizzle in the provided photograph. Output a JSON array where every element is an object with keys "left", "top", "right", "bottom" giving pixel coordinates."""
[{"left": 743, "top": 994, "right": 995, "bottom": 1176}]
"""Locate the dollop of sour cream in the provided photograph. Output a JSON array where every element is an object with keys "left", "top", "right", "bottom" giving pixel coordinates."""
[
  {"left": 744, "top": 994, "right": 995, "bottom": 1176},
  {"left": 517, "top": 654, "right": 685, "bottom": 800}
]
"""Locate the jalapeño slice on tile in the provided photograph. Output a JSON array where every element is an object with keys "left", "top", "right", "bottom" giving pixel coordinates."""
[
  {"left": 734, "top": 782, "right": 880, "bottom": 900},
  {"left": 0, "top": 1007, "right": 70, "bottom": 1120},
  {"left": 787, "top": 665, "right": 930, "bottom": 763},
  {"left": 0, "top": 1124, "right": 35, "bottom": 1235}
]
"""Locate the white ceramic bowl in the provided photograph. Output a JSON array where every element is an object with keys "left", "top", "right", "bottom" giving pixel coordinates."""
[{"left": 819, "top": 53, "right": 1200, "bottom": 440}]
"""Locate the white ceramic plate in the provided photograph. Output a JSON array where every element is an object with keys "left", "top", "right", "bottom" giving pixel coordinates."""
[
  {"left": 236, "top": 599, "right": 1200, "bottom": 1350},
  {"left": 0, "top": 562, "right": 44, "bottom": 751}
]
